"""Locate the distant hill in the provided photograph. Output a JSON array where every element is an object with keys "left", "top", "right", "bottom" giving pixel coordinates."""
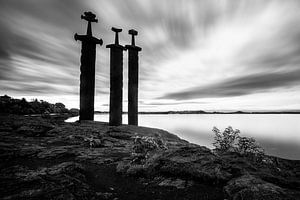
[{"left": 95, "top": 110, "right": 300, "bottom": 115}]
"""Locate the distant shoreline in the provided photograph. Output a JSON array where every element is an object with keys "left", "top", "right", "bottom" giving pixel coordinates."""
[{"left": 94, "top": 111, "right": 300, "bottom": 115}]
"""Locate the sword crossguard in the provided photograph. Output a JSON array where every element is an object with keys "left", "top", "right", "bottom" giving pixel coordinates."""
[
  {"left": 75, "top": 12, "right": 103, "bottom": 45},
  {"left": 74, "top": 33, "right": 79, "bottom": 41},
  {"left": 112, "top": 27, "right": 122, "bottom": 33}
]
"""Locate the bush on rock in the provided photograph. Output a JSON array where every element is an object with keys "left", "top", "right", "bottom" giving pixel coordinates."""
[{"left": 212, "top": 126, "right": 264, "bottom": 160}]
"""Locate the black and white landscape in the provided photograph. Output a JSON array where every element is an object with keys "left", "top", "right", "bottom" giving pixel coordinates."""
[{"left": 0, "top": 1, "right": 300, "bottom": 200}]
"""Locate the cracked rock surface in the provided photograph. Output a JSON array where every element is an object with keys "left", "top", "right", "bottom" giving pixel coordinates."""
[{"left": 0, "top": 114, "right": 299, "bottom": 200}]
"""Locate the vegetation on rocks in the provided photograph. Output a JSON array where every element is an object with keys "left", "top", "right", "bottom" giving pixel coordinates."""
[
  {"left": 132, "top": 135, "right": 167, "bottom": 159},
  {"left": 212, "top": 126, "right": 265, "bottom": 159}
]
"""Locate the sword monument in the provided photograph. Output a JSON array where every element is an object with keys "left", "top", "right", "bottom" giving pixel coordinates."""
[
  {"left": 107, "top": 27, "right": 126, "bottom": 126},
  {"left": 125, "top": 29, "right": 142, "bottom": 125},
  {"left": 74, "top": 12, "right": 103, "bottom": 121}
]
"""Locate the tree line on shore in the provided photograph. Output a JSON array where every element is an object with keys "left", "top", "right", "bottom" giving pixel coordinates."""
[{"left": 0, "top": 95, "right": 76, "bottom": 115}]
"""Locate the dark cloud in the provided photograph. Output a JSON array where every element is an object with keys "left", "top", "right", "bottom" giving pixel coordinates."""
[
  {"left": 0, "top": 46, "right": 10, "bottom": 60},
  {"left": 0, "top": 0, "right": 87, "bottom": 93},
  {"left": 12, "top": 35, "right": 46, "bottom": 61},
  {"left": 1, "top": 82, "right": 76, "bottom": 95},
  {"left": 0, "top": 61, "right": 11, "bottom": 80},
  {"left": 0, "top": 43, "right": 11, "bottom": 79},
  {"left": 161, "top": 69, "right": 300, "bottom": 100},
  {"left": 0, "top": 0, "right": 87, "bottom": 29},
  {"left": 0, "top": 17, "right": 13, "bottom": 79}
]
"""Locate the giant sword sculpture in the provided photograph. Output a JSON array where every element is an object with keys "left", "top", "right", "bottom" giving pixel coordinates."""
[
  {"left": 74, "top": 12, "right": 103, "bottom": 121},
  {"left": 125, "top": 29, "right": 142, "bottom": 125},
  {"left": 107, "top": 27, "right": 126, "bottom": 126}
]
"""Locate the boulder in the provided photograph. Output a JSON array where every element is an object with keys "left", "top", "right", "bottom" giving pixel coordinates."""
[{"left": 224, "top": 174, "right": 287, "bottom": 200}]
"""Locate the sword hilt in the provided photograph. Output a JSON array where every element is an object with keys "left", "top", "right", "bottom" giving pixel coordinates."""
[
  {"left": 81, "top": 11, "right": 98, "bottom": 23},
  {"left": 128, "top": 29, "right": 138, "bottom": 46},
  {"left": 111, "top": 27, "right": 122, "bottom": 45}
]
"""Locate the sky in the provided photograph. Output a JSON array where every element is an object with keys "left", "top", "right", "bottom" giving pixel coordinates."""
[{"left": 0, "top": 0, "right": 300, "bottom": 111}]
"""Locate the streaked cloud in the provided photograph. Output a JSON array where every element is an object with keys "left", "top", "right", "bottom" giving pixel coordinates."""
[{"left": 161, "top": 69, "right": 300, "bottom": 100}]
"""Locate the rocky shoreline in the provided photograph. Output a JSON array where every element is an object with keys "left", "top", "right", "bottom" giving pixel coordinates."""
[{"left": 0, "top": 114, "right": 299, "bottom": 200}]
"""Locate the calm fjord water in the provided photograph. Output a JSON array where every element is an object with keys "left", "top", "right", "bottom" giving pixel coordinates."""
[{"left": 66, "top": 114, "right": 300, "bottom": 160}]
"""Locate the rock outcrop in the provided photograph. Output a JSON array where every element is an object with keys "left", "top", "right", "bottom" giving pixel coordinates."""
[{"left": 0, "top": 114, "right": 299, "bottom": 200}]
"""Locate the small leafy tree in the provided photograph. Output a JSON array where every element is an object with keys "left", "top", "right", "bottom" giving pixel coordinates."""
[
  {"left": 212, "top": 126, "right": 264, "bottom": 157},
  {"left": 237, "top": 136, "right": 264, "bottom": 156},
  {"left": 131, "top": 135, "right": 167, "bottom": 163},
  {"left": 212, "top": 126, "right": 240, "bottom": 152},
  {"left": 133, "top": 135, "right": 167, "bottom": 155}
]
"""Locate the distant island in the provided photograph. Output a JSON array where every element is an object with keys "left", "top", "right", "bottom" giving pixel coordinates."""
[{"left": 95, "top": 110, "right": 300, "bottom": 115}]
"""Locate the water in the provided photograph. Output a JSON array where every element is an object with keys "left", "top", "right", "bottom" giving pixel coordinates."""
[{"left": 66, "top": 114, "right": 300, "bottom": 160}]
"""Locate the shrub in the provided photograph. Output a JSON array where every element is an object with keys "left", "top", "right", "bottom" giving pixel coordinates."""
[
  {"left": 133, "top": 135, "right": 167, "bottom": 154},
  {"left": 212, "top": 126, "right": 240, "bottom": 152},
  {"left": 212, "top": 126, "right": 264, "bottom": 157},
  {"left": 237, "top": 136, "right": 264, "bottom": 156},
  {"left": 131, "top": 135, "right": 167, "bottom": 163}
]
